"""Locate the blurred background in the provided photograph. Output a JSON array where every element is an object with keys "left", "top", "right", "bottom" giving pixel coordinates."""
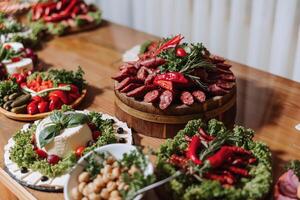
[{"left": 88, "top": 0, "right": 300, "bottom": 82}]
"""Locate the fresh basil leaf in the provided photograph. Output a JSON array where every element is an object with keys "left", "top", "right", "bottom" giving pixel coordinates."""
[
  {"left": 66, "top": 113, "right": 88, "bottom": 128},
  {"left": 39, "top": 125, "right": 61, "bottom": 148},
  {"left": 50, "top": 111, "right": 63, "bottom": 124}
]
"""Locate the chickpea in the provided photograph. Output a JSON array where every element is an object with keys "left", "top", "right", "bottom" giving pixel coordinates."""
[
  {"left": 106, "top": 181, "right": 117, "bottom": 192},
  {"left": 103, "top": 164, "right": 113, "bottom": 174},
  {"left": 78, "top": 182, "right": 87, "bottom": 193},
  {"left": 71, "top": 187, "right": 82, "bottom": 200},
  {"left": 93, "top": 176, "right": 105, "bottom": 192},
  {"left": 106, "top": 156, "right": 115, "bottom": 165},
  {"left": 100, "top": 188, "right": 110, "bottom": 199},
  {"left": 128, "top": 165, "right": 139, "bottom": 175},
  {"left": 82, "top": 185, "right": 89, "bottom": 196},
  {"left": 109, "top": 197, "right": 122, "bottom": 200},
  {"left": 124, "top": 184, "right": 129, "bottom": 191},
  {"left": 112, "top": 161, "right": 119, "bottom": 168},
  {"left": 88, "top": 193, "right": 102, "bottom": 200},
  {"left": 102, "top": 174, "right": 110, "bottom": 184},
  {"left": 78, "top": 171, "right": 90, "bottom": 183},
  {"left": 117, "top": 182, "right": 125, "bottom": 191},
  {"left": 110, "top": 190, "right": 119, "bottom": 198},
  {"left": 82, "top": 197, "right": 89, "bottom": 200},
  {"left": 111, "top": 167, "right": 120, "bottom": 179}
]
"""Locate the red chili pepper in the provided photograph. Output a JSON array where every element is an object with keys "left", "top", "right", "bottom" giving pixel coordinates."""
[
  {"left": 61, "top": 0, "right": 78, "bottom": 15},
  {"left": 198, "top": 127, "right": 214, "bottom": 141},
  {"left": 155, "top": 72, "right": 189, "bottom": 84},
  {"left": 169, "top": 154, "right": 190, "bottom": 168},
  {"left": 205, "top": 171, "right": 235, "bottom": 185},
  {"left": 49, "top": 90, "right": 69, "bottom": 104},
  {"left": 155, "top": 34, "right": 184, "bottom": 55},
  {"left": 207, "top": 146, "right": 252, "bottom": 168},
  {"left": 186, "top": 135, "right": 203, "bottom": 165},
  {"left": 176, "top": 47, "right": 187, "bottom": 57},
  {"left": 248, "top": 157, "right": 257, "bottom": 164},
  {"left": 153, "top": 79, "right": 173, "bottom": 91},
  {"left": 226, "top": 166, "right": 249, "bottom": 177}
]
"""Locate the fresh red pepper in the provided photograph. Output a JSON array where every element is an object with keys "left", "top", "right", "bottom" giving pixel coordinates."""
[
  {"left": 155, "top": 72, "right": 189, "bottom": 84},
  {"left": 35, "top": 149, "right": 48, "bottom": 159},
  {"left": 186, "top": 135, "right": 203, "bottom": 165},
  {"left": 75, "top": 146, "right": 85, "bottom": 157},
  {"left": 226, "top": 166, "right": 249, "bottom": 177},
  {"left": 206, "top": 146, "right": 252, "bottom": 168},
  {"left": 155, "top": 34, "right": 184, "bottom": 55},
  {"left": 176, "top": 47, "right": 187, "bottom": 57},
  {"left": 49, "top": 90, "right": 69, "bottom": 104},
  {"left": 153, "top": 79, "right": 173, "bottom": 91},
  {"left": 27, "top": 101, "right": 39, "bottom": 115},
  {"left": 198, "top": 127, "right": 214, "bottom": 141},
  {"left": 11, "top": 73, "right": 26, "bottom": 84},
  {"left": 47, "top": 154, "right": 60, "bottom": 165},
  {"left": 49, "top": 96, "right": 63, "bottom": 111},
  {"left": 169, "top": 154, "right": 190, "bottom": 169}
]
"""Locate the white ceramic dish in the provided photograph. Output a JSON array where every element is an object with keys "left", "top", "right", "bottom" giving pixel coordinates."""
[{"left": 64, "top": 143, "right": 154, "bottom": 200}]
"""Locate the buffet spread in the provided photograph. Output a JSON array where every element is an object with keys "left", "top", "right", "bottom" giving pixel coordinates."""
[{"left": 0, "top": 1, "right": 299, "bottom": 200}]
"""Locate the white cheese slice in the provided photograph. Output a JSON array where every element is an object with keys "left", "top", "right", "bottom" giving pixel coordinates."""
[
  {"left": 35, "top": 115, "right": 93, "bottom": 158},
  {"left": 5, "top": 58, "right": 33, "bottom": 74},
  {"left": 122, "top": 45, "right": 141, "bottom": 62}
]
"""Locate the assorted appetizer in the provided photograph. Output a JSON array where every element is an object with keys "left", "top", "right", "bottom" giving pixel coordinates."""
[
  {"left": 113, "top": 35, "right": 236, "bottom": 110},
  {"left": 0, "top": 67, "right": 85, "bottom": 116},
  {"left": 156, "top": 119, "right": 272, "bottom": 200},
  {"left": 30, "top": 0, "right": 102, "bottom": 36},
  {"left": 4, "top": 110, "right": 132, "bottom": 191},
  {"left": 68, "top": 147, "right": 155, "bottom": 200},
  {"left": 274, "top": 160, "right": 300, "bottom": 200},
  {"left": 0, "top": 42, "right": 38, "bottom": 80},
  {"left": 0, "top": 13, "right": 45, "bottom": 47}
]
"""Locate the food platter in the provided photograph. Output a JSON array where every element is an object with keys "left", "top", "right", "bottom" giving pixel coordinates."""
[
  {"left": 0, "top": 89, "right": 87, "bottom": 121},
  {"left": 3, "top": 110, "right": 133, "bottom": 192}
]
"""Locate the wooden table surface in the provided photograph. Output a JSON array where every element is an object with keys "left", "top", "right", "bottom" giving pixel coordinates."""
[{"left": 1, "top": 21, "right": 300, "bottom": 200}]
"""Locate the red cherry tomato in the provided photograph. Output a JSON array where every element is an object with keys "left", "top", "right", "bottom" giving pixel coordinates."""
[
  {"left": 4, "top": 44, "right": 11, "bottom": 50},
  {"left": 88, "top": 123, "right": 97, "bottom": 131},
  {"left": 27, "top": 101, "right": 39, "bottom": 115},
  {"left": 92, "top": 131, "right": 101, "bottom": 140},
  {"left": 75, "top": 146, "right": 85, "bottom": 157},
  {"left": 35, "top": 149, "right": 48, "bottom": 159},
  {"left": 49, "top": 90, "right": 69, "bottom": 104},
  {"left": 11, "top": 73, "right": 26, "bottom": 84},
  {"left": 38, "top": 101, "right": 49, "bottom": 113},
  {"left": 176, "top": 47, "right": 187, "bottom": 57},
  {"left": 32, "top": 96, "right": 43, "bottom": 102},
  {"left": 49, "top": 96, "right": 63, "bottom": 111},
  {"left": 47, "top": 155, "right": 60, "bottom": 165}
]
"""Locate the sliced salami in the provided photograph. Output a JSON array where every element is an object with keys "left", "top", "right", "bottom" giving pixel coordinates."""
[
  {"left": 111, "top": 73, "right": 129, "bottom": 82},
  {"left": 159, "top": 90, "right": 173, "bottom": 110},
  {"left": 137, "top": 67, "right": 148, "bottom": 81},
  {"left": 126, "top": 85, "right": 156, "bottom": 98},
  {"left": 140, "top": 57, "right": 165, "bottom": 68},
  {"left": 120, "top": 83, "right": 142, "bottom": 93},
  {"left": 144, "top": 90, "right": 160, "bottom": 103},
  {"left": 208, "top": 84, "right": 229, "bottom": 96},
  {"left": 180, "top": 91, "right": 194, "bottom": 106},
  {"left": 115, "top": 77, "right": 141, "bottom": 90},
  {"left": 120, "top": 65, "right": 137, "bottom": 76},
  {"left": 211, "top": 55, "right": 226, "bottom": 64},
  {"left": 219, "top": 74, "right": 236, "bottom": 82},
  {"left": 192, "top": 90, "right": 206, "bottom": 103},
  {"left": 144, "top": 73, "right": 156, "bottom": 85},
  {"left": 216, "top": 63, "right": 232, "bottom": 70},
  {"left": 216, "top": 81, "right": 235, "bottom": 90}
]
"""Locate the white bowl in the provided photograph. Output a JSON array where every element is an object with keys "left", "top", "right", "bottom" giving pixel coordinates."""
[{"left": 64, "top": 144, "right": 154, "bottom": 200}]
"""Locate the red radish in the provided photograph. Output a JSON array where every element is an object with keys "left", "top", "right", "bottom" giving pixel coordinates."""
[
  {"left": 35, "top": 149, "right": 48, "bottom": 159},
  {"left": 27, "top": 101, "right": 39, "bottom": 115},
  {"left": 176, "top": 47, "right": 187, "bottom": 57},
  {"left": 32, "top": 96, "right": 44, "bottom": 102},
  {"left": 75, "top": 146, "right": 85, "bottom": 157},
  {"left": 49, "top": 96, "right": 63, "bottom": 111},
  {"left": 88, "top": 123, "right": 97, "bottom": 131},
  {"left": 92, "top": 131, "right": 101, "bottom": 140},
  {"left": 47, "top": 155, "right": 60, "bottom": 165},
  {"left": 38, "top": 101, "right": 49, "bottom": 113}
]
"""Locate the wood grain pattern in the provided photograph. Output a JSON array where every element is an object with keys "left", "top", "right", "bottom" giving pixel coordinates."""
[
  {"left": 0, "top": 89, "right": 87, "bottom": 121},
  {"left": 0, "top": 21, "right": 299, "bottom": 199}
]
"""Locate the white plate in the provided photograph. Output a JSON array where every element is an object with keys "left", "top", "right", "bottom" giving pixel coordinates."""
[{"left": 64, "top": 144, "right": 154, "bottom": 200}]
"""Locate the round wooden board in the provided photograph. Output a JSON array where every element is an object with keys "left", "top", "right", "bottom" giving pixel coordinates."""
[{"left": 0, "top": 89, "right": 87, "bottom": 121}]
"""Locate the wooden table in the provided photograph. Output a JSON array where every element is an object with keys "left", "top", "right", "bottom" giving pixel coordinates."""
[{"left": 1, "top": 21, "right": 300, "bottom": 200}]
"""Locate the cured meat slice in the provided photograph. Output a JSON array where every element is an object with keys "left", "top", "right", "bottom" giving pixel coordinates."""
[
  {"left": 208, "top": 84, "right": 229, "bottom": 96},
  {"left": 216, "top": 81, "right": 235, "bottom": 90},
  {"left": 211, "top": 55, "right": 226, "bottom": 64},
  {"left": 115, "top": 77, "right": 141, "bottom": 90},
  {"left": 137, "top": 67, "right": 148, "bottom": 81},
  {"left": 219, "top": 74, "right": 236, "bottom": 82},
  {"left": 144, "top": 73, "right": 156, "bottom": 85},
  {"left": 180, "top": 91, "right": 194, "bottom": 106},
  {"left": 192, "top": 90, "right": 206, "bottom": 103},
  {"left": 126, "top": 85, "right": 156, "bottom": 98},
  {"left": 111, "top": 73, "right": 129, "bottom": 82},
  {"left": 120, "top": 83, "right": 142, "bottom": 93},
  {"left": 159, "top": 90, "right": 173, "bottom": 110},
  {"left": 144, "top": 90, "right": 160, "bottom": 103},
  {"left": 140, "top": 57, "right": 165, "bottom": 68},
  {"left": 216, "top": 63, "right": 232, "bottom": 70}
]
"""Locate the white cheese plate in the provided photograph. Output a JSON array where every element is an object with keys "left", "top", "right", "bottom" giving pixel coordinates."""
[{"left": 4, "top": 110, "right": 133, "bottom": 192}]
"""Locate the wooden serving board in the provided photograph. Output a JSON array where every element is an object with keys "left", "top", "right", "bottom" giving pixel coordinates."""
[
  {"left": 115, "top": 87, "right": 237, "bottom": 138},
  {"left": 0, "top": 89, "right": 87, "bottom": 121}
]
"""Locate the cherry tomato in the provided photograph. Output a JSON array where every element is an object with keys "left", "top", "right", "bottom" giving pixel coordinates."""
[
  {"left": 49, "top": 90, "right": 69, "bottom": 104},
  {"left": 88, "top": 123, "right": 97, "bottom": 131},
  {"left": 4, "top": 44, "right": 11, "bottom": 50},
  {"left": 75, "top": 146, "right": 85, "bottom": 157},
  {"left": 11, "top": 73, "right": 26, "bottom": 84},
  {"left": 49, "top": 96, "right": 63, "bottom": 111},
  {"left": 92, "top": 131, "right": 101, "bottom": 140},
  {"left": 47, "top": 155, "right": 60, "bottom": 165},
  {"left": 176, "top": 47, "right": 187, "bottom": 57},
  {"left": 38, "top": 101, "right": 49, "bottom": 113},
  {"left": 35, "top": 149, "right": 48, "bottom": 159},
  {"left": 27, "top": 101, "right": 39, "bottom": 115}
]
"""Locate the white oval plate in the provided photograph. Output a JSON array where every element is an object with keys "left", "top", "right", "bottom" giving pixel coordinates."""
[{"left": 64, "top": 143, "right": 154, "bottom": 200}]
